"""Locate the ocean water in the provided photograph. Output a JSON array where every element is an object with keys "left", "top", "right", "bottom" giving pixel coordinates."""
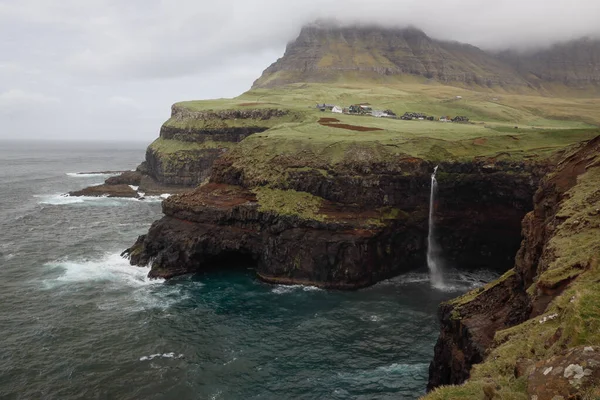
[{"left": 0, "top": 140, "right": 496, "bottom": 400}]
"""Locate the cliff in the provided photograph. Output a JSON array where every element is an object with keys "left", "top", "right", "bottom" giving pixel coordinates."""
[
  {"left": 426, "top": 135, "right": 600, "bottom": 399},
  {"left": 500, "top": 37, "right": 600, "bottom": 90},
  {"left": 119, "top": 82, "right": 599, "bottom": 287},
  {"left": 124, "top": 154, "right": 546, "bottom": 288},
  {"left": 253, "top": 23, "right": 529, "bottom": 89},
  {"left": 70, "top": 105, "right": 298, "bottom": 197},
  {"left": 253, "top": 22, "right": 600, "bottom": 91}
]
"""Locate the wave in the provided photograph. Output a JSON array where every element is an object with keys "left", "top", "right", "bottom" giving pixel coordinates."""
[
  {"left": 337, "top": 362, "right": 429, "bottom": 381},
  {"left": 43, "top": 253, "right": 198, "bottom": 312},
  {"left": 44, "top": 252, "right": 162, "bottom": 287},
  {"left": 66, "top": 172, "right": 120, "bottom": 178},
  {"left": 271, "top": 284, "right": 324, "bottom": 294},
  {"left": 139, "top": 352, "right": 184, "bottom": 362},
  {"left": 34, "top": 193, "right": 165, "bottom": 206}
]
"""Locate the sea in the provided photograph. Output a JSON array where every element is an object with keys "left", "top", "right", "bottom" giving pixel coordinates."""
[{"left": 0, "top": 140, "right": 497, "bottom": 400}]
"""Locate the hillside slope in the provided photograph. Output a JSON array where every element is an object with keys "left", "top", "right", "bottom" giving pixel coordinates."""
[
  {"left": 253, "top": 22, "right": 600, "bottom": 92},
  {"left": 500, "top": 37, "right": 600, "bottom": 89},
  {"left": 253, "top": 23, "right": 528, "bottom": 89}
]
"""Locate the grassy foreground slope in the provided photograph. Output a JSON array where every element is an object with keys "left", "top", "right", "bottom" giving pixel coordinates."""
[{"left": 424, "top": 137, "right": 600, "bottom": 399}]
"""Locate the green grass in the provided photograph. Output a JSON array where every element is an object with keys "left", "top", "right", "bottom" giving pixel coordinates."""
[
  {"left": 162, "top": 83, "right": 598, "bottom": 178},
  {"left": 163, "top": 111, "right": 306, "bottom": 131},
  {"left": 536, "top": 167, "right": 600, "bottom": 289},
  {"left": 173, "top": 82, "right": 600, "bottom": 127},
  {"left": 253, "top": 187, "right": 324, "bottom": 221}
]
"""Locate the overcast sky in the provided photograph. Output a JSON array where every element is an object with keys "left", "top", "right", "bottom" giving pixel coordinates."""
[{"left": 1, "top": 0, "right": 599, "bottom": 142}]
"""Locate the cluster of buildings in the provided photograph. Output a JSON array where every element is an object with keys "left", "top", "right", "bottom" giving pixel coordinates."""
[
  {"left": 316, "top": 103, "right": 469, "bottom": 123},
  {"left": 316, "top": 103, "right": 396, "bottom": 118}
]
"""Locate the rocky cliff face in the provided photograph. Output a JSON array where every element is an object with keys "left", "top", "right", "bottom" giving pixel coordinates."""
[
  {"left": 499, "top": 37, "right": 600, "bottom": 89},
  {"left": 253, "top": 23, "right": 528, "bottom": 88},
  {"left": 141, "top": 106, "right": 290, "bottom": 187},
  {"left": 427, "top": 135, "right": 600, "bottom": 399},
  {"left": 253, "top": 22, "right": 600, "bottom": 90},
  {"left": 70, "top": 106, "right": 292, "bottom": 197},
  {"left": 124, "top": 153, "right": 547, "bottom": 288}
]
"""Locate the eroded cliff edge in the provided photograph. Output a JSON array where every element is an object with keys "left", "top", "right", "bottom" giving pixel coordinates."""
[
  {"left": 426, "top": 136, "right": 600, "bottom": 399},
  {"left": 123, "top": 137, "right": 547, "bottom": 288},
  {"left": 70, "top": 105, "right": 296, "bottom": 197}
]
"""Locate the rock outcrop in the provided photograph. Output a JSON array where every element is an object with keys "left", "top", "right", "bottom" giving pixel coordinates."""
[
  {"left": 124, "top": 153, "right": 547, "bottom": 288},
  {"left": 426, "top": 135, "right": 600, "bottom": 399},
  {"left": 70, "top": 106, "right": 293, "bottom": 197}
]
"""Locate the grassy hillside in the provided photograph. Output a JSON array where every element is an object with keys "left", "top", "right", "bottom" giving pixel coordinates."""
[
  {"left": 168, "top": 83, "right": 599, "bottom": 188},
  {"left": 177, "top": 82, "right": 600, "bottom": 128}
]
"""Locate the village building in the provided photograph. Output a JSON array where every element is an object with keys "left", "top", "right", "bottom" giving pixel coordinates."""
[
  {"left": 316, "top": 103, "right": 335, "bottom": 111},
  {"left": 332, "top": 105, "right": 343, "bottom": 114}
]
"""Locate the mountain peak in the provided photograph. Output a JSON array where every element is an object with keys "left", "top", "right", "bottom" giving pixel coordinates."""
[
  {"left": 252, "top": 23, "right": 523, "bottom": 89},
  {"left": 252, "top": 22, "right": 600, "bottom": 91}
]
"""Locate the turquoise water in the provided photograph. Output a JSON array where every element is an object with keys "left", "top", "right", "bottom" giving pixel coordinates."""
[{"left": 0, "top": 141, "right": 496, "bottom": 399}]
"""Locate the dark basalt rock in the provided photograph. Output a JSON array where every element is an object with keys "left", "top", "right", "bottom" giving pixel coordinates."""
[
  {"left": 159, "top": 125, "right": 268, "bottom": 143},
  {"left": 124, "top": 156, "right": 548, "bottom": 289},
  {"left": 427, "top": 272, "right": 532, "bottom": 390},
  {"left": 104, "top": 170, "right": 143, "bottom": 186},
  {"left": 69, "top": 183, "right": 138, "bottom": 198},
  {"left": 427, "top": 135, "right": 600, "bottom": 391},
  {"left": 123, "top": 183, "right": 425, "bottom": 288}
]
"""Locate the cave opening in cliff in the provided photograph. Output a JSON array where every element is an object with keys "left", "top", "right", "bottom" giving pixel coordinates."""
[{"left": 197, "top": 250, "right": 258, "bottom": 273}]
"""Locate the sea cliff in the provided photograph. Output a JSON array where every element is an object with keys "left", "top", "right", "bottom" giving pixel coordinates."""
[{"left": 426, "top": 135, "right": 600, "bottom": 399}]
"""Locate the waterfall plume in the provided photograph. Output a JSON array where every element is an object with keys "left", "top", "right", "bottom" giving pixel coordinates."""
[{"left": 427, "top": 166, "right": 444, "bottom": 288}]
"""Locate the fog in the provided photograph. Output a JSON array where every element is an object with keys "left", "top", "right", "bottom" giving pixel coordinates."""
[{"left": 0, "top": 0, "right": 598, "bottom": 141}]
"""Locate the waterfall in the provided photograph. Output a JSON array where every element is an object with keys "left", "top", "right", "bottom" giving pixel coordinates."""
[{"left": 427, "top": 166, "right": 444, "bottom": 288}]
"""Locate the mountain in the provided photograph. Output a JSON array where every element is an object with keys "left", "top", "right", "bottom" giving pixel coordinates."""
[
  {"left": 499, "top": 37, "right": 600, "bottom": 88},
  {"left": 252, "top": 22, "right": 600, "bottom": 91}
]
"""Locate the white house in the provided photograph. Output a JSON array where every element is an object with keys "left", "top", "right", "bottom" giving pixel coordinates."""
[{"left": 332, "top": 105, "right": 343, "bottom": 114}]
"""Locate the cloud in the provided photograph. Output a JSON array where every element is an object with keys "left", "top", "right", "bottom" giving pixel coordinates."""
[
  {"left": 0, "top": 0, "right": 598, "bottom": 140},
  {"left": 5, "top": 0, "right": 595, "bottom": 81},
  {"left": 108, "top": 96, "right": 141, "bottom": 109},
  {"left": 0, "top": 89, "right": 60, "bottom": 108}
]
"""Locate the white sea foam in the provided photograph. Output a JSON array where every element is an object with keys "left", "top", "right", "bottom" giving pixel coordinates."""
[
  {"left": 160, "top": 193, "right": 171, "bottom": 199},
  {"left": 337, "top": 362, "right": 429, "bottom": 381},
  {"left": 66, "top": 172, "right": 120, "bottom": 178},
  {"left": 430, "top": 269, "right": 499, "bottom": 293},
  {"left": 43, "top": 252, "right": 198, "bottom": 312},
  {"left": 36, "top": 193, "right": 85, "bottom": 205},
  {"left": 45, "top": 252, "right": 162, "bottom": 287},
  {"left": 271, "top": 284, "right": 324, "bottom": 294},
  {"left": 35, "top": 193, "right": 164, "bottom": 206},
  {"left": 380, "top": 269, "right": 498, "bottom": 292},
  {"left": 137, "top": 196, "right": 164, "bottom": 203},
  {"left": 129, "top": 185, "right": 139, "bottom": 191},
  {"left": 139, "top": 352, "right": 184, "bottom": 361},
  {"left": 36, "top": 193, "right": 124, "bottom": 206},
  {"left": 375, "top": 362, "right": 429, "bottom": 374}
]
